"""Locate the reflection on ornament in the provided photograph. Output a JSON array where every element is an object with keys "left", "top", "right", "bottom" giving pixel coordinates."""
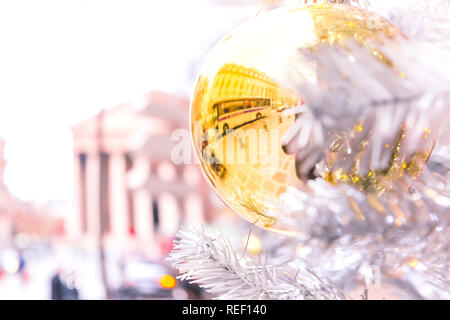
[
  {"left": 190, "top": 4, "right": 407, "bottom": 235},
  {"left": 323, "top": 125, "right": 433, "bottom": 196}
]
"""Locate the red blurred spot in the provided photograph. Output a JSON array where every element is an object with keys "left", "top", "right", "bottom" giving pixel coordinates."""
[
  {"left": 55, "top": 221, "right": 66, "bottom": 237},
  {"left": 22, "top": 271, "right": 30, "bottom": 284},
  {"left": 128, "top": 226, "right": 136, "bottom": 237},
  {"left": 157, "top": 237, "right": 174, "bottom": 255}
]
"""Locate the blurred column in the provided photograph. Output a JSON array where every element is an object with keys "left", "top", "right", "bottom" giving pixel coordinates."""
[
  {"left": 184, "top": 194, "right": 204, "bottom": 226},
  {"left": 70, "top": 153, "right": 84, "bottom": 237},
  {"left": 128, "top": 155, "right": 153, "bottom": 241},
  {"left": 174, "top": 165, "right": 185, "bottom": 228},
  {"left": 175, "top": 196, "right": 185, "bottom": 228},
  {"left": 200, "top": 182, "right": 215, "bottom": 224},
  {"left": 159, "top": 193, "right": 180, "bottom": 237},
  {"left": 86, "top": 153, "right": 101, "bottom": 239},
  {"left": 183, "top": 165, "right": 210, "bottom": 224},
  {"left": 134, "top": 189, "right": 153, "bottom": 242},
  {"left": 109, "top": 153, "right": 129, "bottom": 243}
]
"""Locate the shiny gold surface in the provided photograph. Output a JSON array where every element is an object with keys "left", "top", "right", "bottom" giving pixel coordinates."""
[
  {"left": 190, "top": 4, "right": 401, "bottom": 234},
  {"left": 324, "top": 128, "right": 434, "bottom": 195}
]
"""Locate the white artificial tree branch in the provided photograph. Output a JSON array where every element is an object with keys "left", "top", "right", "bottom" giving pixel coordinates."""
[{"left": 168, "top": 228, "right": 347, "bottom": 300}]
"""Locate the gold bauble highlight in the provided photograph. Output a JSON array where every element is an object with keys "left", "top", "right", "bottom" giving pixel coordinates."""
[{"left": 190, "top": 4, "right": 403, "bottom": 235}]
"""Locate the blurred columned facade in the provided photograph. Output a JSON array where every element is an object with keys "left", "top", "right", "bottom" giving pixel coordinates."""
[{"left": 71, "top": 91, "right": 216, "bottom": 254}]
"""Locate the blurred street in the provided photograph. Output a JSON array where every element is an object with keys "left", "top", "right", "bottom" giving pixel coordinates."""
[
  {"left": 0, "top": 0, "right": 264, "bottom": 300},
  {"left": 0, "top": 246, "right": 105, "bottom": 299}
]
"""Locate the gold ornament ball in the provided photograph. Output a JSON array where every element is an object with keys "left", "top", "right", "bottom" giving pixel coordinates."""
[{"left": 190, "top": 4, "right": 402, "bottom": 235}]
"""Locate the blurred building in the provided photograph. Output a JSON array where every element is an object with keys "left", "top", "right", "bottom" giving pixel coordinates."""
[
  {"left": 70, "top": 91, "right": 217, "bottom": 255},
  {"left": 0, "top": 139, "right": 12, "bottom": 247},
  {"left": 0, "top": 140, "right": 62, "bottom": 248}
]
